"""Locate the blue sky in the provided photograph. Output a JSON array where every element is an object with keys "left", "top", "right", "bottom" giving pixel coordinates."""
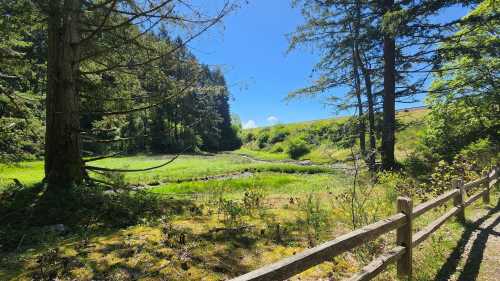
[{"left": 188, "top": 1, "right": 471, "bottom": 128}]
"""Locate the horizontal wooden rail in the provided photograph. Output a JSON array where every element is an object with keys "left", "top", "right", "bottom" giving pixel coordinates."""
[
  {"left": 463, "top": 176, "right": 488, "bottom": 190},
  {"left": 230, "top": 167, "right": 498, "bottom": 281},
  {"left": 412, "top": 189, "right": 458, "bottom": 219},
  {"left": 346, "top": 246, "right": 405, "bottom": 281},
  {"left": 412, "top": 206, "right": 460, "bottom": 247},
  {"left": 231, "top": 213, "right": 406, "bottom": 281},
  {"left": 490, "top": 177, "right": 498, "bottom": 187},
  {"left": 464, "top": 188, "right": 488, "bottom": 207}
]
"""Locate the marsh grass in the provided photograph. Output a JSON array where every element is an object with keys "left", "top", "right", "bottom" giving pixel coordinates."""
[{"left": 0, "top": 153, "right": 336, "bottom": 190}]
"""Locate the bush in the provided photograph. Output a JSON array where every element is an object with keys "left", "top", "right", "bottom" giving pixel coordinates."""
[
  {"left": 256, "top": 133, "right": 270, "bottom": 149},
  {"left": 269, "top": 130, "right": 289, "bottom": 144},
  {"left": 378, "top": 171, "right": 418, "bottom": 201},
  {"left": 243, "top": 132, "right": 255, "bottom": 143},
  {"left": 401, "top": 152, "right": 433, "bottom": 180},
  {"left": 217, "top": 198, "right": 244, "bottom": 226},
  {"left": 458, "top": 138, "right": 498, "bottom": 171},
  {"left": 300, "top": 194, "right": 328, "bottom": 245},
  {"left": 243, "top": 186, "right": 265, "bottom": 214},
  {"left": 286, "top": 139, "right": 310, "bottom": 159},
  {"left": 0, "top": 117, "right": 44, "bottom": 163},
  {"left": 272, "top": 144, "right": 284, "bottom": 153}
]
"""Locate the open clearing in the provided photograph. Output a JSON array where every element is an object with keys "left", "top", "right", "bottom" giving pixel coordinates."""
[
  {"left": 0, "top": 153, "right": 337, "bottom": 189},
  {"left": 1, "top": 151, "right": 497, "bottom": 281}
]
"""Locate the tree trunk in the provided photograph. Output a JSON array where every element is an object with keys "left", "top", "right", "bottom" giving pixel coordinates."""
[
  {"left": 350, "top": 0, "right": 366, "bottom": 159},
  {"left": 45, "top": 0, "right": 83, "bottom": 189},
  {"left": 354, "top": 46, "right": 377, "bottom": 172},
  {"left": 364, "top": 72, "right": 377, "bottom": 171},
  {"left": 352, "top": 49, "right": 366, "bottom": 157},
  {"left": 381, "top": 0, "right": 396, "bottom": 170},
  {"left": 351, "top": 0, "right": 373, "bottom": 170}
]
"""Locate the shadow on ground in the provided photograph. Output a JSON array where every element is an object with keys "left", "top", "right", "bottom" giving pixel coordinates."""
[{"left": 434, "top": 200, "right": 500, "bottom": 281}]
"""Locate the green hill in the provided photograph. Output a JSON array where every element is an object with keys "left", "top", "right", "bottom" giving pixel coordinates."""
[{"left": 237, "top": 108, "right": 428, "bottom": 163}]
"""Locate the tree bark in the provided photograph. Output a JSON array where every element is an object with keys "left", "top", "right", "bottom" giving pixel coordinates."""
[
  {"left": 351, "top": 0, "right": 375, "bottom": 170},
  {"left": 45, "top": 0, "right": 83, "bottom": 189},
  {"left": 381, "top": 0, "right": 396, "bottom": 170},
  {"left": 352, "top": 48, "right": 366, "bottom": 157},
  {"left": 354, "top": 46, "right": 377, "bottom": 172},
  {"left": 364, "top": 72, "right": 377, "bottom": 171}
]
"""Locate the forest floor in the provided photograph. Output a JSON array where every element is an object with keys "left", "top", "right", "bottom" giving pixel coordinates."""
[{"left": 0, "top": 152, "right": 498, "bottom": 281}]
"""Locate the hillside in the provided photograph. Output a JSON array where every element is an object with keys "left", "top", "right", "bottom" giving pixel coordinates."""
[{"left": 237, "top": 108, "right": 428, "bottom": 163}]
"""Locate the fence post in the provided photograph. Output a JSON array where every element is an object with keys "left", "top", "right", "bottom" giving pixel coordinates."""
[
  {"left": 397, "top": 197, "right": 413, "bottom": 280},
  {"left": 490, "top": 167, "right": 498, "bottom": 189},
  {"left": 483, "top": 170, "right": 490, "bottom": 204},
  {"left": 452, "top": 179, "right": 465, "bottom": 223}
]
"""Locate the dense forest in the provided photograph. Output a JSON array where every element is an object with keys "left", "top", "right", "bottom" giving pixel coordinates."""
[{"left": 1, "top": 0, "right": 241, "bottom": 163}]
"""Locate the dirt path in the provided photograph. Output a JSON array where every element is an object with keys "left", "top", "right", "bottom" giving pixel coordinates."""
[{"left": 435, "top": 202, "right": 500, "bottom": 281}]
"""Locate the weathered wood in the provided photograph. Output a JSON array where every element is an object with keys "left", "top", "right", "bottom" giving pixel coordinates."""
[
  {"left": 489, "top": 177, "right": 498, "bottom": 188},
  {"left": 452, "top": 179, "right": 465, "bottom": 223},
  {"left": 231, "top": 168, "right": 498, "bottom": 281},
  {"left": 483, "top": 171, "right": 491, "bottom": 204},
  {"left": 396, "top": 197, "right": 413, "bottom": 280},
  {"left": 463, "top": 176, "right": 488, "bottom": 191},
  {"left": 464, "top": 188, "right": 487, "bottom": 208},
  {"left": 346, "top": 246, "right": 405, "bottom": 281},
  {"left": 412, "top": 206, "right": 460, "bottom": 247},
  {"left": 229, "top": 213, "right": 406, "bottom": 281},
  {"left": 489, "top": 167, "right": 497, "bottom": 184},
  {"left": 412, "top": 189, "right": 458, "bottom": 219}
]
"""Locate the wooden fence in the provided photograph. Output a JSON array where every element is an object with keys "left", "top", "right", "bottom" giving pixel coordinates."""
[{"left": 230, "top": 167, "right": 498, "bottom": 281}]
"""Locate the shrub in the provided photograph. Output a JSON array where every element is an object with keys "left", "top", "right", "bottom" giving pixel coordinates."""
[
  {"left": 217, "top": 198, "right": 244, "bottom": 226},
  {"left": 458, "top": 138, "right": 498, "bottom": 171},
  {"left": 271, "top": 144, "right": 284, "bottom": 153},
  {"left": 243, "top": 186, "right": 265, "bottom": 214},
  {"left": 300, "top": 194, "right": 328, "bottom": 245},
  {"left": 243, "top": 132, "right": 255, "bottom": 143},
  {"left": 256, "top": 133, "right": 270, "bottom": 149},
  {"left": 378, "top": 171, "right": 418, "bottom": 201},
  {"left": 269, "top": 131, "right": 289, "bottom": 144},
  {"left": 401, "top": 152, "right": 433, "bottom": 180},
  {"left": 286, "top": 139, "right": 310, "bottom": 159}
]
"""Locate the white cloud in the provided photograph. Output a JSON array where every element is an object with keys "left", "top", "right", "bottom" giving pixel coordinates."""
[
  {"left": 267, "top": 115, "right": 279, "bottom": 125},
  {"left": 242, "top": 120, "right": 257, "bottom": 129}
]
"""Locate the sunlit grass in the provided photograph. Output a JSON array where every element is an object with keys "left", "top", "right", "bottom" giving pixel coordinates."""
[
  {"left": 0, "top": 161, "right": 44, "bottom": 187},
  {"left": 150, "top": 172, "right": 348, "bottom": 195},
  {"left": 234, "top": 147, "right": 289, "bottom": 161},
  {"left": 0, "top": 153, "right": 336, "bottom": 189}
]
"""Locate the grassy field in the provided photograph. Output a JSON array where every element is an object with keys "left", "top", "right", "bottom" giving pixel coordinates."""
[
  {"left": 0, "top": 108, "right": 427, "bottom": 189},
  {"left": 1, "top": 152, "right": 361, "bottom": 281},
  {"left": 1, "top": 154, "right": 495, "bottom": 281},
  {"left": 1, "top": 108, "right": 497, "bottom": 281},
  {"left": 0, "top": 153, "right": 335, "bottom": 190}
]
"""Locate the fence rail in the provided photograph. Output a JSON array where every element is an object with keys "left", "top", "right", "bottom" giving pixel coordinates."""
[{"left": 231, "top": 167, "right": 498, "bottom": 281}]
